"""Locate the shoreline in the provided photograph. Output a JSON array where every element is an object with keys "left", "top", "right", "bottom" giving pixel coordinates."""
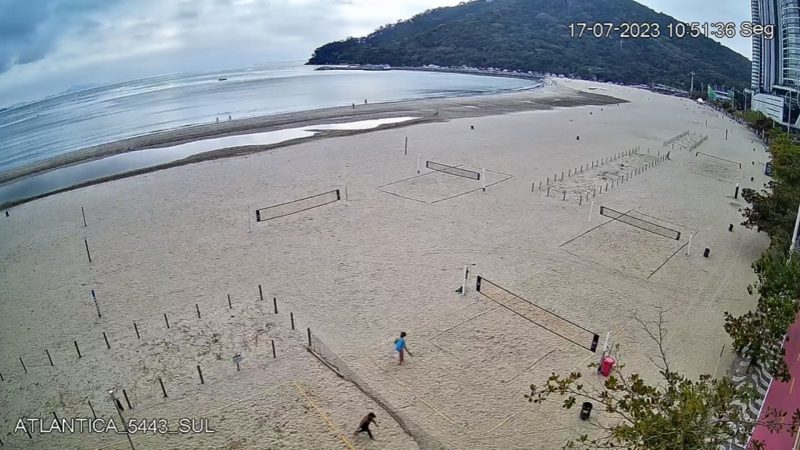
[
  {"left": 0, "top": 83, "right": 626, "bottom": 209},
  {"left": 314, "top": 64, "right": 546, "bottom": 82}
]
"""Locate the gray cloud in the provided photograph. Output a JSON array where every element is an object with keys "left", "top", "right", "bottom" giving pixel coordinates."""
[{"left": 0, "top": 0, "right": 120, "bottom": 72}]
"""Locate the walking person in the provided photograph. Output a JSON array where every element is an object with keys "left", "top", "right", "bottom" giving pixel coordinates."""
[
  {"left": 354, "top": 412, "right": 378, "bottom": 440},
  {"left": 395, "top": 332, "right": 412, "bottom": 365}
]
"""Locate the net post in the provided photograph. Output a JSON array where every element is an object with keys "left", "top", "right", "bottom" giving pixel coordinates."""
[
  {"left": 601, "top": 331, "right": 611, "bottom": 357},
  {"left": 417, "top": 154, "right": 421, "bottom": 174},
  {"left": 687, "top": 233, "right": 693, "bottom": 256},
  {"left": 461, "top": 266, "right": 469, "bottom": 296},
  {"left": 475, "top": 275, "right": 482, "bottom": 292},
  {"left": 481, "top": 168, "right": 486, "bottom": 191},
  {"left": 588, "top": 201, "right": 594, "bottom": 224}
]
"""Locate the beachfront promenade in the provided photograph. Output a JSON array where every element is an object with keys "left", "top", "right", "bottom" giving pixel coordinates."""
[{"left": 751, "top": 313, "right": 800, "bottom": 449}]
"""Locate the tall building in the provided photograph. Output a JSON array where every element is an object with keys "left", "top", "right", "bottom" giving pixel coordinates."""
[{"left": 751, "top": 0, "right": 800, "bottom": 128}]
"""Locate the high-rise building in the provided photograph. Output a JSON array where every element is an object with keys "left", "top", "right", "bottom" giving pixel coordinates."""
[{"left": 751, "top": 0, "right": 800, "bottom": 128}]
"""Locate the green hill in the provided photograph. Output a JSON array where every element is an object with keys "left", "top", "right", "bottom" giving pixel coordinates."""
[{"left": 308, "top": 0, "right": 751, "bottom": 89}]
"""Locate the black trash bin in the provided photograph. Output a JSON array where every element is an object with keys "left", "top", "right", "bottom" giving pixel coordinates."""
[{"left": 580, "top": 402, "right": 593, "bottom": 420}]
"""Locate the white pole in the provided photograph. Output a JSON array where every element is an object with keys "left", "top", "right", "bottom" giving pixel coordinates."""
[
  {"left": 481, "top": 168, "right": 486, "bottom": 191},
  {"left": 790, "top": 204, "right": 800, "bottom": 254},
  {"left": 417, "top": 154, "right": 421, "bottom": 174},
  {"left": 601, "top": 331, "right": 611, "bottom": 357},
  {"left": 686, "top": 233, "right": 693, "bottom": 256},
  {"left": 588, "top": 201, "right": 594, "bottom": 223},
  {"left": 461, "top": 266, "right": 469, "bottom": 296}
]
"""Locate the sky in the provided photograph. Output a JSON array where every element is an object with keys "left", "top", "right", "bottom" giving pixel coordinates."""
[{"left": 0, "top": 0, "right": 752, "bottom": 107}]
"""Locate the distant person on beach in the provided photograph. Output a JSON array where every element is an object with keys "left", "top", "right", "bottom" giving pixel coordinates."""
[
  {"left": 228, "top": 115, "right": 231, "bottom": 121},
  {"left": 354, "top": 412, "right": 378, "bottom": 440},
  {"left": 364, "top": 99, "right": 368, "bottom": 104},
  {"left": 394, "top": 332, "right": 412, "bottom": 364}
]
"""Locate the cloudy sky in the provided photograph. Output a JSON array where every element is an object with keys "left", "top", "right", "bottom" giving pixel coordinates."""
[{"left": 0, "top": 0, "right": 751, "bottom": 107}]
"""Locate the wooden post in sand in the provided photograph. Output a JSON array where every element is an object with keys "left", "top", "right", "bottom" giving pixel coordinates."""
[
  {"left": 164, "top": 313, "right": 170, "bottom": 329},
  {"left": 404, "top": 137, "right": 408, "bottom": 155},
  {"left": 259, "top": 285, "right": 264, "bottom": 301},
  {"left": 290, "top": 312, "right": 295, "bottom": 330},
  {"left": 197, "top": 365, "right": 205, "bottom": 384},
  {"left": 91, "top": 290, "right": 101, "bottom": 318},
  {"left": 88, "top": 400, "right": 97, "bottom": 419},
  {"left": 417, "top": 154, "right": 421, "bottom": 174},
  {"left": 81, "top": 206, "right": 87, "bottom": 227},
  {"left": 19, "top": 357, "right": 27, "bottom": 373},
  {"left": 307, "top": 328, "right": 312, "bottom": 347},
  {"left": 196, "top": 304, "right": 201, "bottom": 318},
  {"left": 123, "top": 390, "right": 133, "bottom": 409},
  {"left": 103, "top": 332, "right": 110, "bottom": 349},
  {"left": 273, "top": 297, "right": 278, "bottom": 314},
  {"left": 74, "top": 340, "right": 82, "bottom": 358},
  {"left": 228, "top": 294, "right": 232, "bottom": 309},
  {"left": 272, "top": 340, "right": 277, "bottom": 358},
  {"left": 46, "top": 349, "right": 54, "bottom": 366},
  {"left": 84, "top": 239, "right": 92, "bottom": 263},
  {"left": 133, "top": 322, "right": 140, "bottom": 339},
  {"left": 159, "top": 377, "right": 167, "bottom": 398}
]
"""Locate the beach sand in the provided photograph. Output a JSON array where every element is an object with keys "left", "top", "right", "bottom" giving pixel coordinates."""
[{"left": 0, "top": 79, "right": 771, "bottom": 449}]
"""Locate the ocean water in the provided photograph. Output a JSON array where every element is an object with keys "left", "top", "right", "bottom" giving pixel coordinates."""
[
  {"left": 0, "top": 64, "right": 537, "bottom": 174},
  {"left": 0, "top": 117, "right": 419, "bottom": 205}
]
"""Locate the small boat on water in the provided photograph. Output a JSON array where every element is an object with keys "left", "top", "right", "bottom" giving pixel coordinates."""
[{"left": 218, "top": 77, "right": 227, "bottom": 81}]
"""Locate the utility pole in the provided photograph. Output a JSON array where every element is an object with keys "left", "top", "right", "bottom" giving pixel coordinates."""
[{"left": 689, "top": 72, "right": 695, "bottom": 97}]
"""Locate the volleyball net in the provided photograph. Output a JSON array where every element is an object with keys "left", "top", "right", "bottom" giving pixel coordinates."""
[
  {"left": 476, "top": 276, "right": 600, "bottom": 353},
  {"left": 426, "top": 161, "right": 480, "bottom": 180},
  {"left": 600, "top": 206, "right": 681, "bottom": 240},
  {"left": 256, "top": 189, "right": 340, "bottom": 222}
]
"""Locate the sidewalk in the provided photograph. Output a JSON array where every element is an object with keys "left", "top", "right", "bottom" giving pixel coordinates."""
[{"left": 750, "top": 313, "right": 800, "bottom": 449}]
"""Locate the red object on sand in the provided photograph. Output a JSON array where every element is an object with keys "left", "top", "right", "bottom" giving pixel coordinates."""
[
  {"left": 599, "top": 356, "right": 616, "bottom": 377},
  {"left": 749, "top": 313, "right": 800, "bottom": 449}
]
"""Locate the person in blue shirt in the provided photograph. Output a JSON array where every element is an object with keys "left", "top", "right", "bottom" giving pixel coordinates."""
[{"left": 394, "top": 332, "right": 412, "bottom": 365}]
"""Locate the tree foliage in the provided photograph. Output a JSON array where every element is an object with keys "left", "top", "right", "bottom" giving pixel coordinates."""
[
  {"left": 741, "top": 133, "right": 800, "bottom": 242},
  {"left": 527, "top": 307, "right": 800, "bottom": 449},
  {"left": 729, "top": 132, "right": 800, "bottom": 379},
  {"left": 308, "top": 0, "right": 750, "bottom": 89}
]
